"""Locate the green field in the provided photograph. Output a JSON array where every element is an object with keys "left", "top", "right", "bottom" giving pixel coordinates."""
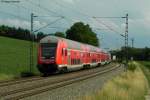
[{"left": 0, "top": 36, "right": 39, "bottom": 80}]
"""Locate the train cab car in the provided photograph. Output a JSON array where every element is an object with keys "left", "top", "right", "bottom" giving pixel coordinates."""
[
  {"left": 37, "top": 36, "right": 59, "bottom": 73},
  {"left": 37, "top": 36, "right": 84, "bottom": 74}
]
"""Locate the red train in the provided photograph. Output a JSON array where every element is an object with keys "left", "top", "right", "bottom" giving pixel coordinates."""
[{"left": 37, "top": 36, "right": 111, "bottom": 74}]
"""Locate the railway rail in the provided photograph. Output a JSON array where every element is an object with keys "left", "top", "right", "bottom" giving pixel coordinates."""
[
  {"left": 0, "top": 76, "right": 42, "bottom": 87},
  {"left": 0, "top": 63, "right": 122, "bottom": 100},
  {"left": 0, "top": 64, "right": 113, "bottom": 87}
]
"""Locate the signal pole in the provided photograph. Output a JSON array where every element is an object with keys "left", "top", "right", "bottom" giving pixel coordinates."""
[
  {"left": 30, "top": 13, "right": 37, "bottom": 73},
  {"left": 125, "top": 13, "right": 128, "bottom": 67},
  {"left": 131, "top": 38, "right": 134, "bottom": 48},
  {"left": 30, "top": 13, "right": 34, "bottom": 73}
]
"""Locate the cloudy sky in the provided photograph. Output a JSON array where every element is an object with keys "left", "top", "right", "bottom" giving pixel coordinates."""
[{"left": 0, "top": 0, "right": 150, "bottom": 49}]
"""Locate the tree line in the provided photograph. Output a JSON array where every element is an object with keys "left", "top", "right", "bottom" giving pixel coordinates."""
[
  {"left": 0, "top": 22, "right": 99, "bottom": 46},
  {"left": 0, "top": 25, "right": 31, "bottom": 41},
  {"left": 111, "top": 47, "right": 150, "bottom": 61}
]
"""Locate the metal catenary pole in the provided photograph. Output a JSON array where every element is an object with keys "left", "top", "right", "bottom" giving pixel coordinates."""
[
  {"left": 30, "top": 13, "right": 34, "bottom": 73},
  {"left": 131, "top": 38, "right": 134, "bottom": 48},
  {"left": 125, "top": 13, "right": 128, "bottom": 68}
]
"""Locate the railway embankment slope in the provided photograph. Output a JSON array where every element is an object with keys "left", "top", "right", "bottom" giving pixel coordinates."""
[{"left": 82, "top": 62, "right": 149, "bottom": 100}]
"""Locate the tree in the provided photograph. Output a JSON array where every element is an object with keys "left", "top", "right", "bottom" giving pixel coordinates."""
[
  {"left": 0, "top": 25, "right": 31, "bottom": 41},
  {"left": 110, "top": 47, "right": 150, "bottom": 61},
  {"left": 54, "top": 32, "right": 65, "bottom": 38},
  {"left": 37, "top": 32, "right": 46, "bottom": 41},
  {"left": 66, "top": 22, "right": 99, "bottom": 46}
]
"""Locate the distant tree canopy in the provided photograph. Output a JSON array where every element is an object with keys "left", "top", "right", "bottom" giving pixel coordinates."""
[
  {"left": 66, "top": 22, "right": 99, "bottom": 46},
  {"left": 0, "top": 25, "right": 48, "bottom": 41},
  {"left": 37, "top": 32, "right": 47, "bottom": 41},
  {"left": 54, "top": 32, "right": 65, "bottom": 38},
  {"left": 0, "top": 25, "right": 31, "bottom": 41},
  {"left": 110, "top": 47, "right": 150, "bottom": 61}
]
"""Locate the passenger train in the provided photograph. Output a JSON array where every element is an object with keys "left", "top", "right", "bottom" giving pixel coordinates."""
[{"left": 37, "top": 36, "right": 111, "bottom": 75}]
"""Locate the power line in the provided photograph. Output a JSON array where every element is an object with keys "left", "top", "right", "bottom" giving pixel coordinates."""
[
  {"left": 93, "top": 16, "right": 125, "bottom": 19},
  {"left": 93, "top": 17, "right": 123, "bottom": 36},
  {"left": 34, "top": 16, "right": 64, "bottom": 33},
  {"left": 26, "top": 0, "right": 62, "bottom": 17},
  {"left": 52, "top": 0, "right": 91, "bottom": 18},
  {"left": 48, "top": 26, "right": 68, "bottom": 29}
]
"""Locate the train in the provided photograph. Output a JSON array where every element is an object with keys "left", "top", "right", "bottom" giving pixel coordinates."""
[{"left": 37, "top": 36, "right": 111, "bottom": 75}]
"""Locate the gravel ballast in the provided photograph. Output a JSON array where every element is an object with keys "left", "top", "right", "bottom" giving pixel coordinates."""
[{"left": 23, "top": 66, "right": 124, "bottom": 100}]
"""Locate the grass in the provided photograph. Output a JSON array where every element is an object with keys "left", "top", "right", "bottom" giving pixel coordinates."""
[
  {"left": 0, "top": 36, "right": 39, "bottom": 80},
  {"left": 138, "top": 61, "right": 150, "bottom": 86},
  {"left": 82, "top": 62, "right": 149, "bottom": 100}
]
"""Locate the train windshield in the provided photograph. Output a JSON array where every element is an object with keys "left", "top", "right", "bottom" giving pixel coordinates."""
[{"left": 41, "top": 43, "right": 57, "bottom": 59}]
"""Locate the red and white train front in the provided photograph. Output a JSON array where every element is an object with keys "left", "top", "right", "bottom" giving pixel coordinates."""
[{"left": 37, "top": 37, "right": 59, "bottom": 73}]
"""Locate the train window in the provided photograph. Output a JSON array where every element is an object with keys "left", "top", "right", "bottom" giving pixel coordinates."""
[{"left": 41, "top": 43, "right": 57, "bottom": 59}]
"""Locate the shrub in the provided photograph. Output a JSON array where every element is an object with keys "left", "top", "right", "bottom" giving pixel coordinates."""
[
  {"left": 20, "top": 71, "right": 35, "bottom": 77},
  {"left": 128, "top": 62, "right": 136, "bottom": 72}
]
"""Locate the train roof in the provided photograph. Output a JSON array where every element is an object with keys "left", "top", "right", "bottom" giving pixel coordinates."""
[{"left": 40, "top": 36, "right": 106, "bottom": 53}]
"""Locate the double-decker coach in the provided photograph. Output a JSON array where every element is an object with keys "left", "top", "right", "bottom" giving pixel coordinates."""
[{"left": 37, "top": 36, "right": 111, "bottom": 74}]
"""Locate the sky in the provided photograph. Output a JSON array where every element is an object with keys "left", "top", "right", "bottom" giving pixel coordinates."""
[{"left": 0, "top": 0, "right": 150, "bottom": 50}]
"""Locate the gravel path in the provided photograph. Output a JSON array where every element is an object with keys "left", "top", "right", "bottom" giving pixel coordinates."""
[{"left": 22, "top": 65, "right": 124, "bottom": 100}]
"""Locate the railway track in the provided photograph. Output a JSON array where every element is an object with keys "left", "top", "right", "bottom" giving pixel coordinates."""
[
  {"left": 0, "top": 63, "right": 122, "bottom": 100},
  {"left": 0, "top": 65, "right": 113, "bottom": 87},
  {"left": 0, "top": 76, "right": 42, "bottom": 87}
]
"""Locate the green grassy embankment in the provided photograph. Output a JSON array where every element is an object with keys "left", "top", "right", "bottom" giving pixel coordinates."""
[
  {"left": 82, "top": 62, "right": 148, "bottom": 100},
  {"left": 138, "top": 61, "right": 150, "bottom": 86},
  {"left": 0, "top": 36, "right": 39, "bottom": 80}
]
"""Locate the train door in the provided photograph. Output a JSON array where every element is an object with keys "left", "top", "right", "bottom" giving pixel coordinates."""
[
  {"left": 67, "top": 49, "right": 71, "bottom": 65},
  {"left": 62, "top": 48, "right": 68, "bottom": 65}
]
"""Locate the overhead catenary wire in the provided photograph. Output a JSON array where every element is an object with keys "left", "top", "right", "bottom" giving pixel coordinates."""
[
  {"left": 34, "top": 17, "right": 64, "bottom": 33},
  {"left": 48, "top": 1, "right": 126, "bottom": 49},
  {"left": 26, "top": 0, "right": 91, "bottom": 28},
  {"left": 24, "top": 0, "right": 74, "bottom": 31},
  {"left": 1, "top": 0, "right": 127, "bottom": 44},
  {"left": 52, "top": 0, "right": 92, "bottom": 18},
  {"left": 26, "top": 0, "right": 63, "bottom": 17},
  {"left": 95, "top": 30, "right": 122, "bottom": 49},
  {"left": 93, "top": 17, "right": 124, "bottom": 37}
]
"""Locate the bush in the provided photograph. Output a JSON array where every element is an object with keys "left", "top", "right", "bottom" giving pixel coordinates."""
[
  {"left": 20, "top": 71, "right": 35, "bottom": 77},
  {"left": 128, "top": 63, "right": 136, "bottom": 72}
]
